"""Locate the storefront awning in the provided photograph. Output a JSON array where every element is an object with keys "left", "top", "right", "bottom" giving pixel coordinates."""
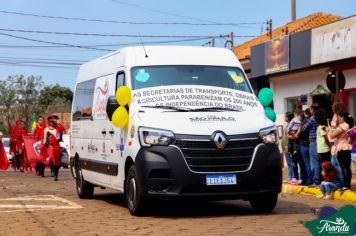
[{"left": 310, "top": 84, "right": 331, "bottom": 96}]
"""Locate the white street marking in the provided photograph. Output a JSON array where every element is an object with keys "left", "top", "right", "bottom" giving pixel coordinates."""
[{"left": 0, "top": 195, "right": 83, "bottom": 212}]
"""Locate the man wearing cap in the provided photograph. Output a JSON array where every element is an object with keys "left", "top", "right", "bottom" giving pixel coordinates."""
[
  {"left": 52, "top": 114, "right": 66, "bottom": 142},
  {"left": 44, "top": 114, "right": 65, "bottom": 181},
  {"left": 302, "top": 103, "right": 321, "bottom": 187}
]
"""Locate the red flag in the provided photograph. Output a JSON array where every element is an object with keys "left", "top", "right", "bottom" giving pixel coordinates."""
[
  {"left": 33, "top": 121, "right": 48, "bottom": 165},
  {"left": 0, "top": 141, "right": 9, "bottom": 170},
  {"left": 22, "top": 135, "right": 40, "bottom": 166}
]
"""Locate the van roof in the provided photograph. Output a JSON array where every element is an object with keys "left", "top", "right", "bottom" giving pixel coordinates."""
[{"left": 76, "top": 46, "right": 242, "bottom": 83}]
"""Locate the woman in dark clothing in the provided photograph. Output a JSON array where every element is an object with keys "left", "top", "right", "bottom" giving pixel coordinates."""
[{"left": 298, "top": 108, "right": 312, "bottom": 185}]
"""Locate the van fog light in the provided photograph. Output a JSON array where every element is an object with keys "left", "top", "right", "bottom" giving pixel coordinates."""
[
  {"left": 259, "top": 126, "right": 278, "bottom": 144},
  {"left": 139, "top": 127, "right": 175, "bottom": 147},
  {"left": 262, "top": 133, "right": 277, "bottom": 144}
]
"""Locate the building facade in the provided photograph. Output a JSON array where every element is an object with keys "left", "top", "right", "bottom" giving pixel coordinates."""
[{"left": 238, "top": 14, "right": 356, "bottom": 125}]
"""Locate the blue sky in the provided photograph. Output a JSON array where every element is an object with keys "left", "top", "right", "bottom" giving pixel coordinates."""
[{"left": 0, "top": 0, "right": 355, "bottom": 89}]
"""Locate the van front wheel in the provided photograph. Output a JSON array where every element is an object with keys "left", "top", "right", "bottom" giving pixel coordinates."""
[
  {"left": 249, "top": 193, "right": 278, "bottom": 213},
  {"left": 76, "top": 168, "right": 94, "bottom": 199},
  {"left": 126, "top": 165, "right": 146, "bottom": 216}
]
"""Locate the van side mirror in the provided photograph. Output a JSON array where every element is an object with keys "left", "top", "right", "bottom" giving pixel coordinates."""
[{"left": 106, "top": 96, "right": 119, "bottom": 121}]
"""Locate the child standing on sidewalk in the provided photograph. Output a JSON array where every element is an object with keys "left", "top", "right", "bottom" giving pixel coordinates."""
[
  {"left": 317, "top": 162, "right": 342, "bottom": 199},
  {"left": 315, "top": 109, "right": 331, "bottom": 163}
]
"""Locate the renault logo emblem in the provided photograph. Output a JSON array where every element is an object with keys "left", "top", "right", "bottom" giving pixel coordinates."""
[{"left": 213, "top": 132, "right": 227, "bottom": 150}]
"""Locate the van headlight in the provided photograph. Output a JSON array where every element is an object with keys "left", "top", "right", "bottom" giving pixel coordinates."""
[
  {"left": 259, "top": 126, "right": 278, "bottom": 144},
  {"left": 139, "top": 127, "right": 175, "bottom": 147}
]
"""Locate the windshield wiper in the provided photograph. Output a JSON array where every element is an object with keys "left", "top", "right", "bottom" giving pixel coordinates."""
[
  {"left": 141, "top": 105, "right": 190, "bottom": 112},
  {"left": 187, "top": 107, "right": 243, "bottom": 112}
]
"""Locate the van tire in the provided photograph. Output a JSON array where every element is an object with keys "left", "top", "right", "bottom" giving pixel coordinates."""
[
  {"left": 126, "top": 165, "right": 146, "bottom": 216},
  {"left": 249, "top": 193, "right": 278, "bottom": 213},
  {"left": 76, "top": 168, "right": 94, "bottom": 199}
]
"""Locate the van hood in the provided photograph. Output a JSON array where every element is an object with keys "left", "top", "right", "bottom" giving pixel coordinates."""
[{"left": 133, "top": 109, "right": 274, "bottom": 135}]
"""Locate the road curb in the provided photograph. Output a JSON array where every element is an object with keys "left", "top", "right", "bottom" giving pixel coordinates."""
[{"left": 282, "top": 184, "right": 356, "bottom": 202}]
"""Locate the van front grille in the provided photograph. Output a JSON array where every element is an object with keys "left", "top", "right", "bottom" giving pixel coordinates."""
[{"left": 174, "top": 135, "right": 262, "bottom": 173}]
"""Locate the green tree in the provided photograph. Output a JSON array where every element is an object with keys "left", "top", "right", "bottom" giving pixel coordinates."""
[
  {"left": 0, "top": 75, "right": 73, "bottom": 131},
  {"left": 45, "top": 97, "right": 72, "bottom": 114},
  {"left": 39, "top": 84, "right": 73, "bottom": 111},
  {"left": 14, "top": 75, "right": 44, "bottom": 127},
  {"left": 0, "top": 76, "right": 17, "bottom": 122}
]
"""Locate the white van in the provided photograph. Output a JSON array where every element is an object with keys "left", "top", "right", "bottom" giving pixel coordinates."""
[{"left": 70, "top": 46, "right": 281, "bottom": 215}]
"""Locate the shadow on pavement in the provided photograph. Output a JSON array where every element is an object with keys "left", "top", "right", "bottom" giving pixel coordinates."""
[{"left": 92, "top": 192, "right": 312, "bottom": 218}]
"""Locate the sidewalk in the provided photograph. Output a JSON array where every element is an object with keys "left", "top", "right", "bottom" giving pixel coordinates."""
[{"left": 281, "top": 169, "right": 356, "bottom": 203}]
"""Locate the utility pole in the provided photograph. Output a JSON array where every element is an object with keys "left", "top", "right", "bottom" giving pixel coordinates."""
[
  {"left": 230, "top": 32, "right": 234, "bottom": 49},
  {"left": 291, "top": 0, "right": 296, "bottom": 21},
  {"left": 267, "top": 19, "right": 273, "bottom": 39}
]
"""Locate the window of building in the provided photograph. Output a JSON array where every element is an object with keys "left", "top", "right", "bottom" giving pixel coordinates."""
[
  {"left": 286, "top": 97, "right": 298, "bottom": 112},
  {"left": 72, "top": 79, "right": 96, "bottom": 121}
]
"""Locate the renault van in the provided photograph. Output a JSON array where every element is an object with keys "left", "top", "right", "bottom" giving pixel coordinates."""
[{"left": 70, "top": 46, "right": 281, "bottom": 215}]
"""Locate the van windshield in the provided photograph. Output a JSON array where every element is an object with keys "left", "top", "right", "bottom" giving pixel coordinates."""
[{"left": 131, "top": 65, "right": 252, "bottom": 93}]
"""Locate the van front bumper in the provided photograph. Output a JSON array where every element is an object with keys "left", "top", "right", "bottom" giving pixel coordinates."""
[{"left": 135, "top": 143, "right": 282, "bottom": 200}]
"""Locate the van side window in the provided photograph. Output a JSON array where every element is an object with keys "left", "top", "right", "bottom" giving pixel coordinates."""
[
  {"left": 116, "top": 72, "right": 125, "bottom": 90},
  {"left": 72, "top": 80, "right": 96, "bottom": 121}
]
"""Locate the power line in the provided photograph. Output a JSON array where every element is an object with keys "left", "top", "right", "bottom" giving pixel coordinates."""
[
  {"left": 0, "top": 37, "right": 213, "bottom": 49},
  {"left": 0, "top": 61, "right": 78, "bottom": 69},
  {"left": 0, "top": 28, "right": 257, "bottom": 39},
  {"left": 110, "top": 0, "right": 218, "bottom": 24},
  {"left": 3, "top": 61, "right": 80, "bottom": 66},
  {"left": 0, "top": 58, "right": 81, "bottom": 66},
  {"left": 0, "top": 32, "right": 113, "bottom": 51},
  {"left": 0, "top": 9, "right": 264, "bottom": 27},
  {"left": 0, "top": 56, "right": 85, "bottom": 63}
]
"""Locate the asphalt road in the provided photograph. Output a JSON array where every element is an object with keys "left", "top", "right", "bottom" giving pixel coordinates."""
[{"left": 0, "top": 169, "right": 350, "bottom": 236}]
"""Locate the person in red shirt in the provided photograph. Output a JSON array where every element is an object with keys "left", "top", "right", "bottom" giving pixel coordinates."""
[
  {"left": 12, "top": 120, "right": 21, "bottom": 170},
  {"left": 316, "top": 162, "right": 342, "bottom": 199},
  {"left": 44, "top": 114, "right": 65, "bottom": 181},
  {"left": 13, "top": 119, "right": 28, "bottom": 172},
  {"left": 53, "top": 115, "right": 66, "bottom": 142},
  {"left": 53, "top": 114, "right": 66, "bottom": 173},
  {"left": 8, "top": 122, "right": 17, "bottom": 170},
  {"left": 33, "top": 116, "right": 47, "bottom": 176}
]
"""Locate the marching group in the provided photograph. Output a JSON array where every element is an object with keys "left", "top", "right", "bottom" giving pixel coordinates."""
[
  {"left": 0, "top": 114, "right": 66, "bottom": 181},
  {"left": 282, "top": 102, "right": 356, "bottom": 199}
]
